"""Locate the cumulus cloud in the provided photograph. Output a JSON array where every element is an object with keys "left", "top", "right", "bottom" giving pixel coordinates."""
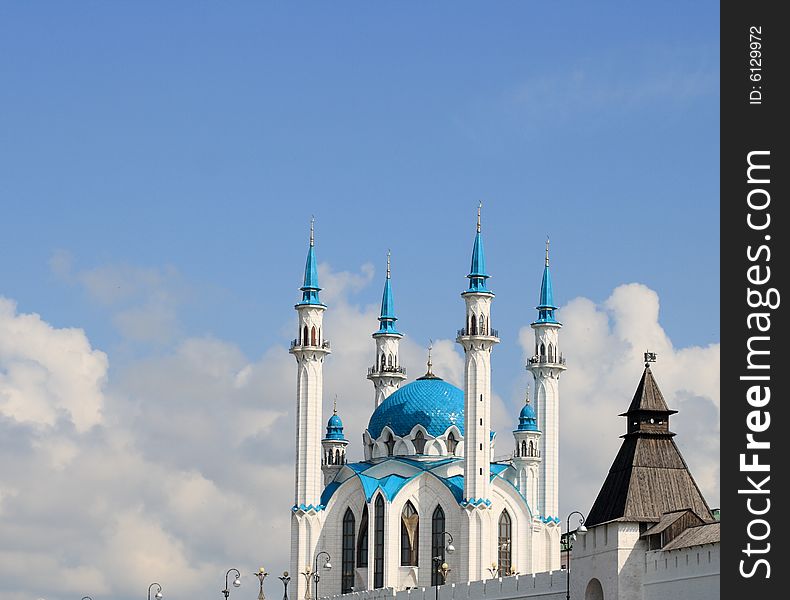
[
  {"left": 0, "top": 271, "right": 718, "bottom": 600},
  {"left": 518, "top": 283, "right": 720, "bottom": 519}
]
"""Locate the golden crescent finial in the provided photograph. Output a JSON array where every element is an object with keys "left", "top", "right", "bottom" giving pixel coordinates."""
[
  {"left": 545, "top": 236, "right": 550, "bottom": 267},
  {"left": 386, "top": 249, "right": 391, "bottom": 279},
  {"left": 333, "top": 394, "right": 337, "bottom": 414},
  {"left": 477, "top": 201, "right": 482, "bottom": 233},
  {"left": 310, "top": 216, "right": 315, "bottom": 247},
  {"left": 427, "top": 339, "right": 433, "bottom": 374}
]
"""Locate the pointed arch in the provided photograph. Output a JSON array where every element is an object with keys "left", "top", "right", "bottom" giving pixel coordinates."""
[
  {"left": 446, "top": 431, "right": 459, "bottom": 455},
  {"left": 374, "top": 495, "right": 385, "bottom": 588},
  {"left": 521, "top": 440, "right": 527, "bottom": 457},
  {"left": 431, "top": 505, "right": 446, "bottom": 586},
  {"left": 548, "top": 343, "right": 554, "bottom": 362},
  {"left": 388, "top": 353, "right": 393, "bottom": 367},
  {"left": 498, "top": 510, "right": 512, "bottom": 576},
  {"left": 479, "top": 313, "right": 486, "bottom": 335},
  {"left": 342, "top": 508, "right": 356, "bottom": 593},
  {"left": 385, "top": 432, "right": 396, "bottom": 456},
  {"left": 303, "top": 325, "right": 309, "bottom": 345},
  {"left": 311, "top": 326, "right": 317, "bottom": 346},
  {"left": 357, "top": 504, "right": 369, "bottom": 567},
  {"left": 381, "top": 352, "right": 387, "bottom": 370},
  {"left": 529, "top": 440, "right": 534, "bottom": 456},
  {"left": 401, "top": 501, "right": 419, "bottom": 566},
  {"left": 470, "top": 313, "right": 477, "bottom": 335},
  {"left": 413, "top": 430, "right": 426, "bottom": 454},
  {"left": 540, "top": 343, "right": 546, "bottom": 357},
  {"left": 335, "top": 448, "right": 342, "bottom": 464}
]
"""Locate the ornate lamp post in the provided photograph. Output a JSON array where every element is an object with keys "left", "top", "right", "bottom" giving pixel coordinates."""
[
  {"left": 255, "top": 567, "right": 269, "bottom": 600},
  {"left": 222, "top": 568, "right": 242, "bottom": 600},
  {"left": 431, "top": 532, "right": 454, "bottom": 600},
  {"left": 300, "top": 567, "right": 312, "bottom": 600},
  {"left": 313, "top": 551, "right": 332, "bottom": 600},
  {"left": 278, "top": 571, "right": 292, "bottom": 600},
  {"left": 148, "top": 583, "right": 164, "bottom": 600},
  {"left": 565, "top": 511, "right": 587, "bottom": 600}
]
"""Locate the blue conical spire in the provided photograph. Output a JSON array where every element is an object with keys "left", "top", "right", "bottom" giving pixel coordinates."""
[
  {"left": 298, "top": 217, "right": 324, "bottom": 306},
  {"left": 466, "top": 202, "right": 491, "bottom": 293},
  {"left": 533, "top": 237, "right": 559, "bottom": 324},
  {"left": 376, "top": 251, "right": 400, "bottom": 334}
]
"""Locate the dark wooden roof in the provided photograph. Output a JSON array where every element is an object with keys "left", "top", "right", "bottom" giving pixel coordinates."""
[
  {"left": 620, "top": 365, "right": 677, "bottom": 415},
  {"left": 586, "top": 366, "right": 713, "bottom": 527},
  {"left": 662, "top": 523, "right": 720, "bottom": 550}
]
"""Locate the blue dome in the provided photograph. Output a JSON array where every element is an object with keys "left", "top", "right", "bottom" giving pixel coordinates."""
[
  {"left": 367, "top": 376, "right": 465, "bottom": 439},
  {"left": 325, "top": 412, "right": 346, "bottom": 441},
  {"left": 517, "top": 402, "right": 539, "bottom": 431}
]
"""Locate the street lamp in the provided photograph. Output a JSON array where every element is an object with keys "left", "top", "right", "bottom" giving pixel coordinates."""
[
  {"left": 148, "top": 583, "right": 163, "bottom": 600},
  {"left": 222, "top": 568, "right": 242, "bottom": 600},
  {"left": 432, "top": 531, "right": 454, "bottom": 600},
  {"left": 255, "top": 567, "right": 269, "bottom": 600},
  {"left": 313, "top": 551, "right": 331, "bottom": 600},
  {"left": 278, "top": 571, "right": 292, "bottom": 600},
  {"left": 565, "top": 511, "right": 587, "bottom": 600}
]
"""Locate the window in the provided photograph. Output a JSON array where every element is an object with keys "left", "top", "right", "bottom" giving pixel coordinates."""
[
  {"left": 431, "top": 506, "right": 445, "bottom": 586},
  {"left": 401, "top": 501, "right": 419, "bottom": 566},
  {"left": 479, "top": 314, "right": 486, "bottom": 335},
  {"left": 446, "top": 432, "right": 458, "bottom": 455},
  {"left": 388, "top": 353, "right": 393, "bottom": 367},
  {"left": 342, "top": 509, "right": 356, "bottom": 594},
  {"left": 471, "top": 314, "right": 477, "bottom": 335},
  {"left": 357, "top": 505, "right": 368, "bottom": 567},
  {"left": 374, "top": 496, "right": 385, "bottom": 588},
  {"left": 540, "top": 343, "right": 546, "bottom": 357},
  {"left": 498, "top": 510, "right": 512, "bottom": 576},
  {"left": 303, "top": 325, "right": 309, "bottom": 345},
  {"left": 311, "top": 326, "right": 317, "bottom": 345},
  {"left": 385, "top": 433, "right": 395, "bottom": 456},
  {"left": 413, "top": 430, "right": 426, "bottom": 454},
  {"left": 521, "top": 440, "right": 527, "bottom": 456}
]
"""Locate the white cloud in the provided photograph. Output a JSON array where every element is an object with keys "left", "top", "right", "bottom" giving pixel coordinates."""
[
  {"left": 0, "top": 271, "right": 718, "bottom": 600},
  {"left": 519, "top": 283, "right": 720, "bottom": 519}
]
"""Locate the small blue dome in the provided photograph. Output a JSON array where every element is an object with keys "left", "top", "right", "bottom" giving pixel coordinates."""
[
  {"left": 517, "top": 402, "right": 539, "bottom": 431},
  {"left": 367, "top": 376, "right": 465, "bottom": 439},
  {"left": 325, "top": 412, "right": 346, "bottom": 441}
]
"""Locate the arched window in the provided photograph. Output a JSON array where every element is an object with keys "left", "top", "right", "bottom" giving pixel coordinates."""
[
  {"left": 521, "top": 440, "right": 527, "bottom": 457},
  {"left": 446, "top": 432, "right": 458, "bottom": 455},
  {"left": 401, "top": 501, "right": 419, "bottom": 566},
  {"left": 385, "top": 433, "right": 396, "bottom": 456},
  {"left": 303, "top": 325, "right": 309, "bottom": 345},
  {"left": 336, "top": 449, "right": 342, "bottom": 464},
  {"left": 318, "top": 328, "right": 321, "bottom": 344},
  {"left": 471, "top": 314, "right": 477, "bottom": 335},
  {"left": 548, "top": 343, "right": 554, "bottom": 362},
  {"left": 357, "top": 505, "right": 369, "bottom": 567},
  {"left": 381, "top": 353, "right": 387, "bottom": 370},
  {"left": 498, "top": 510, "right": 512, "bottom": 576},
  {"left": 388, "top": 353, "right": 393, "bottom": 367},
  {"left": 479, "top": 314, "right": 486, "bottom": 335},
  {"left": 584, "top": 578, "right": 604, "bottom": 600},
  {"left": 374, "top": 495, "right": 385, "bottom": 588},
  {"left": 342, "top": 509, "right": 356, "bottom": 594},
  {"left": 326, "top": 450, "right": 332, "bottom": 465},
  {"left": 529, "top": 440, "right": 534, "bottom": 456},
  {"left": 431, "top": 505, "right": 446, "bottom": 586},
  {"left": 540, "top": 343, "right": 546, "bottom": 357},
  {"left": 311, "top": 326, "right": 317, "bottom": 346},
  {"left": 413, "top": 430, "right": 426, "bottom": 454}
]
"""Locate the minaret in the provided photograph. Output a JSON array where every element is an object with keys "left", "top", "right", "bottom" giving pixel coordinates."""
[
  {"left": 289, "top": 219, "right": 330, "bottom": 599},
  {"left": 321, "top": 398, "right": 348, "bottom": 486},
  {"left": 367, "top": 251, "right": 406, "bottom": 407},
  {"left": 512, "top": 385, "right": 542, "bottom": 513},
  {"left": 456, "top": 204, "right": 499, "bottom": 582},
  {"left": 526, "top": 238, "right": 566, "bottom": 523}
]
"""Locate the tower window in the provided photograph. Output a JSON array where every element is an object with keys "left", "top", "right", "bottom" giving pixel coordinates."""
[
  {"left": 413, "top": 430, "right": 427, "bottom": 454},
  {"left": 357, "top": 504, "right": 369, "bottom": 567},
  {"left": 342, "top": 508, "right": 356, "bottom": 594},
  {"left": 303, "top": 325, "right": 309, "bottom": 345},
  {"left": 446, "top": 432, "right": 458, "bottom": 455},
  {"left": 431, "top": 505, "right": 446, "bottom": 586},
  {"left": 471, "top": 314, "right": 477, "bottom": 335},
  {"left": 480, "top": 468, "right": 483, "bottom": 475},
  {"left": 311, "top": 326, "right": 317, "bottom": 346},
  {"left": 480, "top": 418, "right": 483, "bottom": 426},
  {"left": 385, "top": 433, "right": 396, "bottom": 456},
  {"left": 374, "top": 495, "right": 385, "bottom": 588},
  {"left": 498, "top": 510, "right": 512, "bottom": 576},
  {"left": 480, "top": 443, "right": 483, "bottom": 451}
]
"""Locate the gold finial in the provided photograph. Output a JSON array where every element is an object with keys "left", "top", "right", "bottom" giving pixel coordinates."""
[
  {"left": 477, "top": 201, "right": 482, "bottom": 233},
  {"left": 545, "top": 236, "right": 550, "bottom": 267},
  {"left": 525, "top": 383, "right": 531, "bottom": 405},
  {"left": 427, "top": 340, "right": 433, "bottom": 375},
  {"left": 310, "top": 216, "right": 315, "bottom": 247},
  {"left": 333, "top": 395, "right": 338, "bottom": 414},
  {"left": 386, "top": 249, "right": 391, "bottom": 279}
]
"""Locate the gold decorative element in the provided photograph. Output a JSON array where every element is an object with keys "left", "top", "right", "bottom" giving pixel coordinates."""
[
  {"left": 386, "top": 249, "right": 391, "bottom": 279},
  {"left": 310, "top": 216, "right": 315, "bottom": 247},
  {"left": 545, "top": 236, "right": 550, "bottom": 267},
  {"left": 477, "top": 201, "right": 482, "bottom": 233}
]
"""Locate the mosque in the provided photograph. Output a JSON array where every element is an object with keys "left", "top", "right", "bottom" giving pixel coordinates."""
[{"left": 288, "top": 208, "right": 566, "bottom": 598}]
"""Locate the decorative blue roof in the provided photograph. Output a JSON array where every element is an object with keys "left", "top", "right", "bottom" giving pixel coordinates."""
[
  {"left": 533, "top": 239, "right": 559, "bottom": 324},
  {"left": 367, "top": 376, "right": 465, "bottom": 439},
  {"left": 517, "top": 401, "right": 539, "bottom": 431},
  {"left": 376, "top": 253, "right": 401, "bottom": 335},
  {"left": 324, "top": 410, "right": 347, "bottom": 441},
  {"left": 297, "top": 221, "right": 324, "bottom": 306},
  {"left": 466, "top": 206, "right": 491, "bottom": 293}
]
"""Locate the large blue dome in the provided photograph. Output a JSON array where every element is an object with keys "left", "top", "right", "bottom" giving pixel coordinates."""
[{"left": 367, "top": 376, "right": 465, "bottom": 439}]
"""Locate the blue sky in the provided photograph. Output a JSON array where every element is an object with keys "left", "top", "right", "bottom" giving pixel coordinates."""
[{"left": 0, "top": 3, "right": 718, "bottom": 599}]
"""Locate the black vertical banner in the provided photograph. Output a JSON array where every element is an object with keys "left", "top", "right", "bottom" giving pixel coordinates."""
[{"left": 721, "top": 1, "right": 788, "bottom": 598}]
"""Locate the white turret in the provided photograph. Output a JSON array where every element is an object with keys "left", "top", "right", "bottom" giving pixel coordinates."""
[
  {"left": 367, "top": 251, "right": 407, "bottom": 407},
  {"left": 512, "top": 386, "right": 542, "bottom": 512},
  {"left": 456, "top": 204, "right": 499, "bottom": 582}
]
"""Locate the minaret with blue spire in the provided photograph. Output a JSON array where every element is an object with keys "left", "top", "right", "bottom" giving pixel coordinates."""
[
  {"left": 526, "top": 238, "right": 565, "bottom": 570},
  {"left": 456, "top": 203, "right": 500, "bottom": 583},
  {"left": 367, "top": 251, "right": 407, "bottom": 408},
  {"left": 512, "top": 385, "right": 542, "bottom": 519},
  {"left": 321, "top": 397, "right": 349, "bottom": 485},
  {"left": 289, "top": 218, "right": 331, "bottom": 600}
]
